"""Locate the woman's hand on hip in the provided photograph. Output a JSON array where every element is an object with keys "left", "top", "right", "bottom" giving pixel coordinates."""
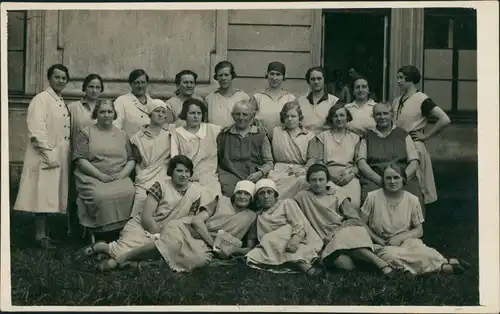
[{"left": 410, "top": 130, "right": 427, "bottom": 142}]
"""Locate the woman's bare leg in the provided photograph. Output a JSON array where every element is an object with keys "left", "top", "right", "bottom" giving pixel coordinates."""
[
  {"left": 349, "top": 248, "right": 388, "bottom": 268},
  {"left": 331, "top": 254, "right": 356, "bottom": 271},
  {"left": 115, "top": 242, "right": 161, "bottom": 265}
]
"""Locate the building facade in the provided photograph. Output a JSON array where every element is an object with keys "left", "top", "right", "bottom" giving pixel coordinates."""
[{"left": 7, "top": 8, "right": 478, "bottom": 189}]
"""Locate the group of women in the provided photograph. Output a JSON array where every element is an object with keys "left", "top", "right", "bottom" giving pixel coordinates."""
[{"left": 13, "top": 60, "right": 470, "bottom": 277}]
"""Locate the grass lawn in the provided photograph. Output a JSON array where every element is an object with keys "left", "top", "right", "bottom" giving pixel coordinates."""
[{"left": 9, "top": 161, "right": 479, "bottom": 306}]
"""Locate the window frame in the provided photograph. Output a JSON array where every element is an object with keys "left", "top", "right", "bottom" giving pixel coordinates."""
[
  {"left": 422, "top": 8, "right": 477, "bottom": 113},
  {"left": 7, "top": 10, "right": 28, "bottom": 95}
]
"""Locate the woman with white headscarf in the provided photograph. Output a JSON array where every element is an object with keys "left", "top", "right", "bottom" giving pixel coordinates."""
[
  {"left": 246, "top": 179, "right": 323, "bottom": 276},
  {"left": 129, "top": 99, "right": 173, "bottom": 217},
  {"left": 155, "top": 180, "right": 258, "bottom": 272}
]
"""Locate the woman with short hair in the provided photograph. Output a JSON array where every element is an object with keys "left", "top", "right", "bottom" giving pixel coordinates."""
[
  {"left": 171, "top": 98, "right": 222, "bottom": 200},
  {"left": 73, "top": 100, "right": 136, "bottom": 238},
  {"left": 206, "top": 61, "right": 250, "bottom": 128},
  {"left": 392, "top": 65, "right": 451, "bottom": 205},
  {"left": 14, "top": 64, "right": 72, "bottom": 249},
  {"left": 114, "top": 69, "right": 171, "bottom": 137},
  {"left": 166, "top": 69, "right": 205, "bottom": 127},
  {"left": 296, "top": 67, "right": 339, "bottom": 134}
]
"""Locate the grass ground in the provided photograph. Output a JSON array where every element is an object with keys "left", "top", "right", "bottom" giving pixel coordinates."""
[{"left": 9, "top": 161, "right": 479, "bottom": 306}]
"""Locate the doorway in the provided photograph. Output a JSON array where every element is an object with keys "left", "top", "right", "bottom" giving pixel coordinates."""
[{"left": 322, "top": 9, "right": 391, "bottom": 102}]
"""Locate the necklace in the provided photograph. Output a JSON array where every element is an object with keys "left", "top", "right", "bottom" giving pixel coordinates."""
[{"left": 383, "top": 191, "right": 404, "bottom": 209}]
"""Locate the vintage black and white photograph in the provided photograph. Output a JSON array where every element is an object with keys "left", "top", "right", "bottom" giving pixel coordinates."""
[{"left": 1, "top": 1, "right": 498, "bottom": 311}]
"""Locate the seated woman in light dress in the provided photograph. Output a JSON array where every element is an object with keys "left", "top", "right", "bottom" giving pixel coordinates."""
[
  {"left": 357, "top": 102, "right": 424, "bottom": 208},
  {"left": 267, "top": 101, "right": 315, "bottom": 199},
  {"left": 171, "top": 98, "right": 222, "bottom": 201},
  {"left": 295, "top": 164, "right": 397, "bottom": 278},
  {"left": 252, "top": 61, "right": 296, "bottom": 134},
  {"left": 307, "top": 103, "right": 362, "bottom": 207},
  {"left": 73, "top": 100, "right": 136, "bottom": 240},
  {"left": 245, "top": 179, "right": 323, "bottom": 276},
  {"left": 152, "top": 180, "right": 257, "bottom": 272},
  {"left": 83, "top": 155, "right": 212, "bottom": 271},
  {"left": 296, "top": 67, "right": 339, "bottom": 134},
  {"left": 344, "top": 76, "right": 377, "bottom": 136},
  {"left": 165, "top": 69, "right": 206, "bottom": 128},
  {"left": 129, "top": 99, "right": 173, "bottom": 217},
  {"left": 361, "top": 164, "right": 470, "bottom": 275}
]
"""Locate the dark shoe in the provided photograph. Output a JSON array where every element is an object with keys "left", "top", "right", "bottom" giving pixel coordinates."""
[
  {"left": 441, "top": 263, "right": 467, "bottom": 275},
  {"left": 454, "top": 258, "right": 471, "bottom": 270}
]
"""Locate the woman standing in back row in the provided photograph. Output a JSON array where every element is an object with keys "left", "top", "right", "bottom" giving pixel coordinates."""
[
  {"left": 67, "top": 74, "right": 104, "bottom": 237},
  {"left": 206, "top": 61, "right": 250, "bottom": 128},
  {"left": 297, "top": 67, "right": 339, "bottom": 134},
  {"left": 392, "top": 65, "right": 451, "bottom": 205},
  {"left": 253, "top": 61, "right": 296, "bottom": 134},
  {"left": 165, "top": 70, "right": 205, "bottom": 128},
  {"left": 14, "top": 64, "right": 72, "bottom": 249},
  {"left": 114, "top": 69, "right": 169, "bottom": 138}
]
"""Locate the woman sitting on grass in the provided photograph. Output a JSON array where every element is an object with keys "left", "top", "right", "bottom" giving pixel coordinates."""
[
  {"left": 83, "top": 155, "right": 211, "bottom": 271},
  {"left": 294, "top": 164, "right": 398, "bottom": 278},
  {"left": 245, "top": 179, "right": 323, "bottom": 276},
  {"left": 150, "top": 180, "right": 257, "bottom": 272},
  {"left": 360, "top": 163, "right": 471, "bottom": 276}
]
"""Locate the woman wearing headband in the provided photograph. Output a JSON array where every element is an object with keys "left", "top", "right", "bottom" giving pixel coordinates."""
[{"left": 253, "top": 61, "right": 296, "bottom": 134}]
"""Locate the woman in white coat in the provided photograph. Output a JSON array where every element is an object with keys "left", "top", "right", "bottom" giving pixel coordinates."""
[
  {"left": 113, "top": 69, "right": 171, "bottom": 138},
  {"left": 14, "top": 64, "right": 72, "bottom": 250}
]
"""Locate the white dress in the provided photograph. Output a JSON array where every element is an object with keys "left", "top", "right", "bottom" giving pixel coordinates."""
[
  {"left": 392, "top": 92, "right": 438, "bottom": 204},
  {"left": 361, "top": 189, "right": 447, "bottom": 274},
  {"left": 14, "top": 87, "right": 71, "bottom": 214},
  {"left": 129, "top": 126, "right": 172, "bottom": 217}
]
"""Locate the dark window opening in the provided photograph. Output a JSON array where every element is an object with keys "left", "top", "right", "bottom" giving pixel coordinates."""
[{"left": 7, "top": 10, "right": 27, "bottom": 94}]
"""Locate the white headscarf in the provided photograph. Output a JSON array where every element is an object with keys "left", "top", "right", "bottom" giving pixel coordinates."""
[
  {"left": 234, "top": 180, "right": 256, "bottom": 197},
  {"left": 147, "top": 98, "right": 167, "bottom": 114},
  {"left": 254, "top": 179, "right": 277, "bottom": 196}
]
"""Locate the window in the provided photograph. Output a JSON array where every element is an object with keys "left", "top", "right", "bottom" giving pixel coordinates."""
[
  {"left": 7, "top": 10, "right": 27, "bottom": 94},
  {"left": 423, "top": 8, "right": 477, "bottom": 112},
  {"left": 455, "top": 13, "right": 477, "bottom": 50},
  {"left": 424, "top": 15, "right": 452, "bottom": 49}
]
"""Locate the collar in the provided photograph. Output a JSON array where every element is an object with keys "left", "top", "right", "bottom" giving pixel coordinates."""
[
  {"left": 176, "top": 123, "right": 207, "bottom": 140},
  {"left": 306, "top": 91, "right": 329, "bottom": 105},
  {"left": 346, "top": 98, "right": 376, "bottom": 108},
  {"left": 281, "top": 126, "right": 309, "bottom": 137},
  {"left": 138, "top": 125, "right": 168, "bottom": 139},
  {"left": 370, "top": 123, "right": 397, "bottom": 138},
  {"left": 45, "top": 87, "right": 64, "bottom": 101},
  {"left": 129, "top": 92, "right": 151, "bottom": 105},
  {"left": 263, "top": 200, "right": 281, "bottom": 215},
  {"left": 80, "top": 98, "right": 95, "bottom": 111},
  {"left": 258, "top": 89, "right": 290, "bottom": 100},
  {"left": 214, "top": 88, "right": 242, "bottom": 97},
  {"left": 228, "top": 125, "right": 259, "bottom": 136}
]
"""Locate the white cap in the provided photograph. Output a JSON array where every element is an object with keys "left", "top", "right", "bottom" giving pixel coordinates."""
[
  {"left": 147, "top": 99, "right": 167, "bottom": 114},
  {"left": 234, "top": 180, "right": 256, "bottom": 196},
  {"left": 254, "top": 178, "right": 277, "bottom": 195}
]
